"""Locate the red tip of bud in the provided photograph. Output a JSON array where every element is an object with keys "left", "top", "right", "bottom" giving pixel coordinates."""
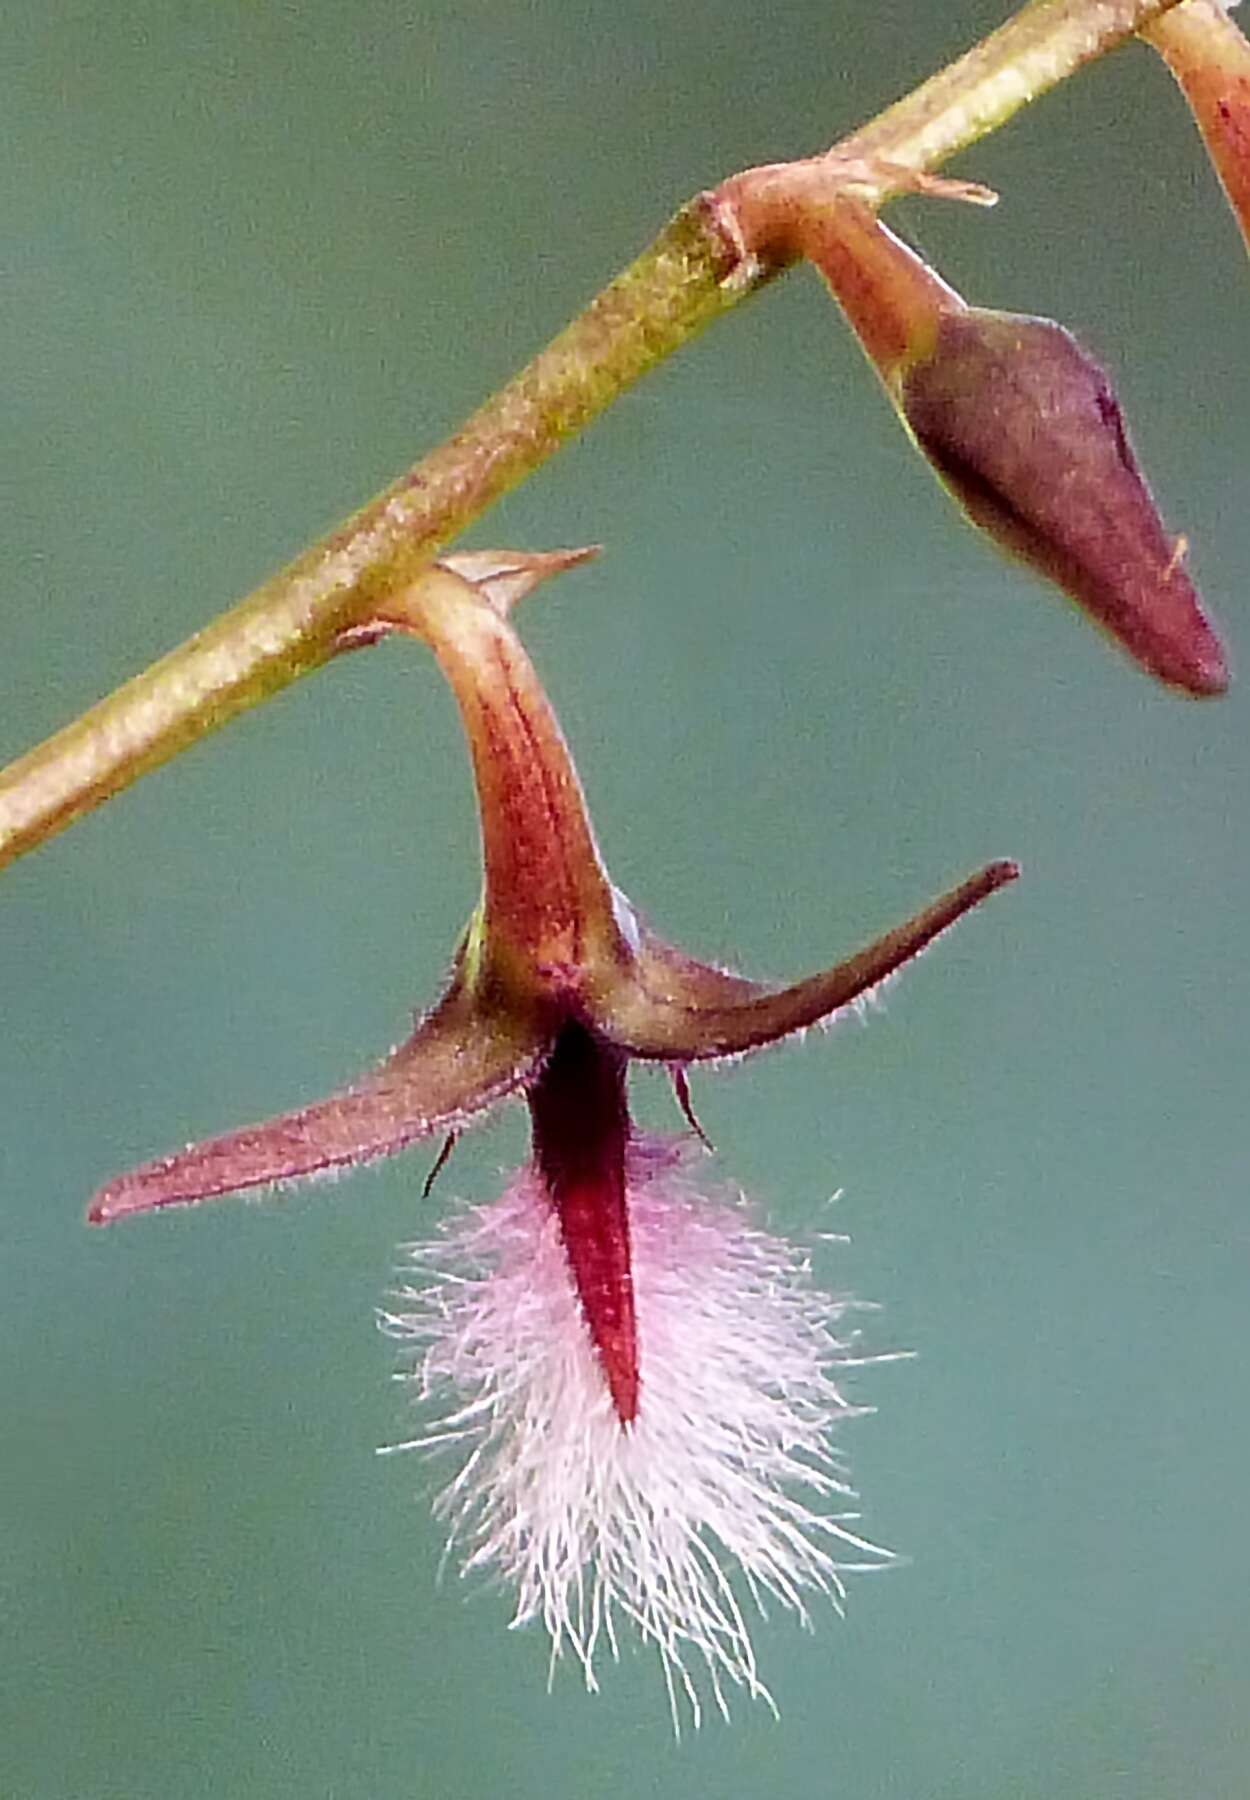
[
  {"left": 900, "top": 310, "right": 1230, "bottom": 698},
  {"left": 983, "top": 857, "right": 1022, "bottom": 891}
]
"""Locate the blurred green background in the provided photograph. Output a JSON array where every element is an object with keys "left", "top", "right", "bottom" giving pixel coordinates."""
[{"left": 3, "top": 3, "right": 1248, "bottom": 1795}]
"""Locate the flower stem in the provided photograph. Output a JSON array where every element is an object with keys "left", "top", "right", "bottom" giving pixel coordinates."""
[
  {"left": 841, "top": 0, "right": 1184, "bottom": 181},
  {"left": 0, "top": 0, "right": 1187, "bottom": 874}
]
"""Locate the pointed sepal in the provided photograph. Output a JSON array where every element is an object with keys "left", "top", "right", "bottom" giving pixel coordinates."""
[
  {"left": 89, "top": 986, "right": 547, "bottom": 1223},
  {"left": 593, "top": 860, "right": 1019, "bottom": 1061}
]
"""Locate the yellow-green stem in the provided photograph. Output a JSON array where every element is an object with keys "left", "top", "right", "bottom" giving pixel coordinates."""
[
  {"left": 0, "top": 0, "right": 1187, "bottom": 873},
  {"left": 843, "top": 0, "right": 1184, "bottom": 179}
]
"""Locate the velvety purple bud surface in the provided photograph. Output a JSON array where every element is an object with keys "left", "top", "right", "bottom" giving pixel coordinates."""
[{"left": 901, "top": 310, "right": 1229, "bottom": 697}]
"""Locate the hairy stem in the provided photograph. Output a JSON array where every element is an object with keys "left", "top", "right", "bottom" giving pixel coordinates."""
[
  {"left": 0, "top": 203, "right": 739, "bottom": 871},
  {"left": 0, "top": 0, "right": 1187, "bottom": 873},
  {"left": 842, "top": 0, "right": 1185, "bottom": 179}
]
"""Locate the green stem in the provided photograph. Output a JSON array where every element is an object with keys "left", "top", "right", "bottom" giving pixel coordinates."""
[
  {"left": 0, "top": 0, "right": 1186, "bottom": 873},
  {"left": 0, "top": 202, "right": 739, "bottom": 870},
  {"left": 842, "top": 0, "right": 1183, "bottom": 179}
]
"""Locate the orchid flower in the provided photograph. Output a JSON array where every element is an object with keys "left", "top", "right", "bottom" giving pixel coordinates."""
[{"left": 89, "top": 547, "right": 1016, "bottom": 1721}]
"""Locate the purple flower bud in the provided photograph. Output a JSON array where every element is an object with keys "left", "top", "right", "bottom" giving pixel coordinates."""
[
  {"left": 899, "top": 307, "right": 1230, "bottom": 696},
  {"left": 800, "top": 199, "right": 1230, "bottom": 697}
]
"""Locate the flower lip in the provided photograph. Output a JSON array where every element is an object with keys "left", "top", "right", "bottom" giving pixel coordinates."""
[{"left": 385, "top": 1129, "right": 893, "bottom": 1726}]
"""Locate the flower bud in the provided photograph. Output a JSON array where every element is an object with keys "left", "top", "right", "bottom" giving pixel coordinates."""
[
  {"left": 804, "top": 199, "right": 1230, "bottom": 697},
  {"left": 898, "top": 306, "right": 1230, "bottom": 696}
]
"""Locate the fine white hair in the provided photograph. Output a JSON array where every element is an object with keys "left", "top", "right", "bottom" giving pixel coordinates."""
[{"left": 381, "top": 1136, "right": 892, "bottom": 1730}]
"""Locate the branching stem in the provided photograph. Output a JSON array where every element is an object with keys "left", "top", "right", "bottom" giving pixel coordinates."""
[{"left": 0, "top": 0, "right": 1187, "bottom": 872}]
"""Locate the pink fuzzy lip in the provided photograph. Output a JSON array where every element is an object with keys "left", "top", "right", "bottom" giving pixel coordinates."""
[{"left": 387, "top": 1135, "right": 885, "bottom": 1722}]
